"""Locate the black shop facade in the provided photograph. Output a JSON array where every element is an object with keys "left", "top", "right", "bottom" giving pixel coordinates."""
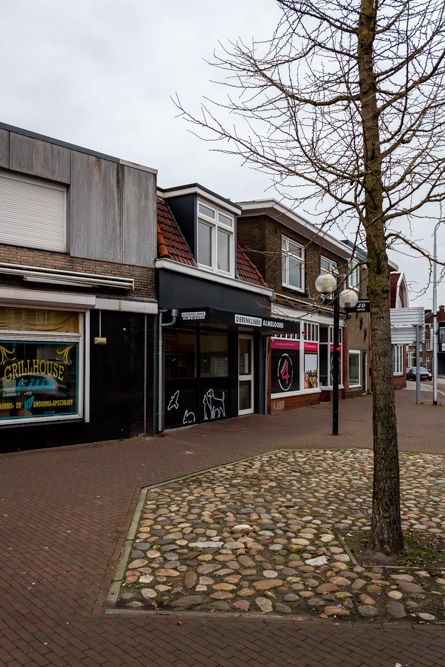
[{"left": 157, "top": 267, "right": 296, "bottom": 430}]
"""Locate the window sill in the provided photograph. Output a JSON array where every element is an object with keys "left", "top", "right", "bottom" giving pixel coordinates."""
[
  {"left": 271, "top": 388, "right": 321, "bottom": 399},
  {"left": 282, "top": 285, "right": 305, "bottom": 294},
  {"left": 197, "top": 264, "right": 235, "bottom": 279}
]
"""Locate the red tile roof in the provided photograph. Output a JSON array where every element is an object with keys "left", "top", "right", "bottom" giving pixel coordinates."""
[
  {"left": 236, "top": 245, "right": 267, "bottom": 287},
  {"left": 157, "top": 197, "right": 267, "bottom": 287},
  {"left": 157, "top": 197, "right": 195, "bottom": 266}
]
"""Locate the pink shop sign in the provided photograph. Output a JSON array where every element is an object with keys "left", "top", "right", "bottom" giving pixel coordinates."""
[{"left": 271, "top": 339, "right": 300, "bottom": 350}]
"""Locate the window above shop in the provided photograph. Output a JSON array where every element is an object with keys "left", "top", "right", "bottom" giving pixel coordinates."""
[
  {"left": 320, "top": 256, "right": 338, "bottom": 276},
  {"left": 0, "top": 170, "right": 66, "bottom": 252},
  {"left": 282, "top": 236, "right": 305, "bottom": 292},
  {"left": 348, "top": 258, "right": 360, "bottom": 289},
  {"left": 197, "top": 201, "right": 235, "bottom": 277}
]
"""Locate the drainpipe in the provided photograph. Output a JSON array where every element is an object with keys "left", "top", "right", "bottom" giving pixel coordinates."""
[{"left": 157, "top": 309, "right": 179, "bottom": 433}]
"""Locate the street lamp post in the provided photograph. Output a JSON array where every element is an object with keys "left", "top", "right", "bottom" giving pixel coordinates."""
[
  {"left": 432, "top": 222, "right": 439, "bottom": 406},
  {"left": 315, "top": 273, "right": 358, "bottom": 435}
]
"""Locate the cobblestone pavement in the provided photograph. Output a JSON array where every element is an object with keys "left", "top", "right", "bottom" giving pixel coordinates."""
[
  {"left": 113, "top": 449, "right": 445, "bottom": 623},
  {"left": 1, "top": 389, "right": 445, "bottom": 666}
]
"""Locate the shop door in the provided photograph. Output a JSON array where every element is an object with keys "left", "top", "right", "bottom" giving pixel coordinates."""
[{"left": 238, "top": 335, "right": 254, "bottom": 415}]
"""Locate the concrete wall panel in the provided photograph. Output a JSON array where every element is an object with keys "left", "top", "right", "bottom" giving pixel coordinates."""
[
  {"left": 10, "top": 134, "right": 71, "bottom": 183},
  {"left": 0, "top": 129, "right": 9, "bottom": 169},
  {"left": 70, "top": 151, "right": 121, "bottom": 262},
  {"left": 122, "top": 166, "right": 156, "bottom": 267}
]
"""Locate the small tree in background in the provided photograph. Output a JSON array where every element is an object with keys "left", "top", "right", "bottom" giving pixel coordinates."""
[{"left": 176, "top": 0, "right": 445, "bottom": 554}]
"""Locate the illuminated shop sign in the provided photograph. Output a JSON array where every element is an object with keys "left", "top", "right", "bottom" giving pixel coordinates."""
[{"left": 0, "top": 341, "right": 78, "bottom": 421}]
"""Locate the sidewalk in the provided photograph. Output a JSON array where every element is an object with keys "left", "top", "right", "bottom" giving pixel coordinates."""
[{"left": 0, "top": 388, "right": 444, "bottom": 667}]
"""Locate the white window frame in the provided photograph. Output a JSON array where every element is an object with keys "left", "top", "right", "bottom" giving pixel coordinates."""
[
  {"left": 0, "top": 170, "right": 67, "bottom": 252},
  {"left": 348, "top": 349, "right": 361, "bottom": 387},
  {"left": 348, "top": 259, "right": 360, "bottom": 289},
  {"left": 393, "top": 344, "right": 404, "bottom": 376},
  {"left": 282, "top": 236, "right": 305, "bottom": 292},
  {"left": 197, "top": 201, "right": 235, "bottom": 277},
  {"left": 320, "top": 256, "right": 338, "bottom": 276}
]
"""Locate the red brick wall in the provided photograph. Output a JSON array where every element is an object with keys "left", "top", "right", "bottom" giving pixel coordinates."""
[{"left": 237, "top": 214, "right": 348, "bottom": 300}]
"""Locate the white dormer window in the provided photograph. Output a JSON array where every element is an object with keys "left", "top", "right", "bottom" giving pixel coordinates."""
[{"left": 197, "top": 201, "right": 234, "bottom": 276}]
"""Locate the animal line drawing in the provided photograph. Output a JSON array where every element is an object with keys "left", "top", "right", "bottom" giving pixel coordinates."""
[
  {"left": 167, "top": 390, "right": 180, "bottom": 411},
  {"left": 203, "top": 389, "right": 226, "bottom": 420}
]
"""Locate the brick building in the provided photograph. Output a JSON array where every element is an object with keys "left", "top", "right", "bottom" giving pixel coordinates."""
[
  {"left": 237, "top": 200, "right": 354, "bottom": 412},
  {"left": 156, "top": 185, "right": 294, "bottom": 429},
  {"left": 341, "top": 248, "right": 409, "bottom": 395},
  {"left": 0, "top": 123, "right": 158, "bottom": 452}
]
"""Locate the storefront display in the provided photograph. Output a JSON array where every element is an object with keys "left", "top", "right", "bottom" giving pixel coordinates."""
[
  {"left": 0, "top": 341, "right": 78, "bottom": 420},
  {"left": 271, "top": 338, "right": 300, "bottom": 394},
  {"left": 0, "top": 307, "right": 81, "bottom": 424}
]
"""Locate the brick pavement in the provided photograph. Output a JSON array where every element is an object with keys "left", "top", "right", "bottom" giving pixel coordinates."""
[{"left": 0, "top": 388, "right": 444, "bottom": 667}]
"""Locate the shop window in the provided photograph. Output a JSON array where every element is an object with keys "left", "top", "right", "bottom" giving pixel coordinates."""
[
  {"left": 303, "top": 322, "right": 319, "bottom": 342},
  {"left": 0, "top": 341, "right": 78, "bottom": 420},
  {"left": 0, "top": 170, "right": 66, "bottom": 252},
  {"left": 200, "top": 332, "right": 228, "bottom": 377},
  {"left": 271, "top": 335, "right": 300, "bottom": 395},
  {"left": 282, "top": 236, "right": 304, "bottom": 291},
  {"left": 164, "top": 329, "right": 196, "bottom": 379},
  {"left": 197, "top": 201, "right": 234, "bottom": 276},
  {"left": 349, "top": 350, "right": 361, "bottom": 386},
  {"left": 0, "top": 307, "right": 82, "bottom": 424}
]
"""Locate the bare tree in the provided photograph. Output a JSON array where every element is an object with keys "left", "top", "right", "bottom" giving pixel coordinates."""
[{"left": 176, "top": 0, "right": 445, "bottom": 554}]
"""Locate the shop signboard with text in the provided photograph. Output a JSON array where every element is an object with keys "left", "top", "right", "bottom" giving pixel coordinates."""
[{"left": 0, "top": 341, "right": 78, "bottom": 421}]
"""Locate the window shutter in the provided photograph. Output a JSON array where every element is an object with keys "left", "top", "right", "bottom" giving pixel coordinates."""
[{"left": 0, "top": 172, "right": 66, "bottom": 252}]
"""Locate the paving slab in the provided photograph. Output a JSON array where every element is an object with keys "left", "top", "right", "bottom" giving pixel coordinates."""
[{"left": 1, "top": 389, "right": 445, "bottom": 666}]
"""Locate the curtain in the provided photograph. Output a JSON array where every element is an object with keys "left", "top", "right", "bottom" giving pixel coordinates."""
[{"left": 0, "top": 308, "right": 79, "bottom": 333}]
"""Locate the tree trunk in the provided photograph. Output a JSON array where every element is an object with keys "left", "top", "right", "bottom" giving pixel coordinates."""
[{"left": 358, "top": 0, "right": 403, "bottom": 554}]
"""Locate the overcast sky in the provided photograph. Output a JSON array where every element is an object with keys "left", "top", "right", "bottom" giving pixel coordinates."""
[{"left": 1, "top": 0, "right": 444, "bottom": 309}]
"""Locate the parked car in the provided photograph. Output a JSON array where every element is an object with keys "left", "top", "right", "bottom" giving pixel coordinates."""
[{"left": 406, "top": 367, "right": 432, "bottom": 381}]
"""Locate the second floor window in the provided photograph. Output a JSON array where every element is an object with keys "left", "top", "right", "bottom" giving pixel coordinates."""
[
  {"left": 320, "top": 256, "right": 338, "bottom": 276},
  {"left": 348, "top": 259, "right": 360, "bottom": 289},
  {"left": 0, "top": 170, "right": 66, "bottom": 252},
  {"left": 197, "top": 201, "right": 234, "bottom": 276},
  {"left": 282, "top": 236, "right": 304, "bottom": 291}
]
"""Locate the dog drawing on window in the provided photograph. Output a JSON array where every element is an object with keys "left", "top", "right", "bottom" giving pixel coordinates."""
[{"left": 203, "top": 389, "right": 226, "bottom": 420}]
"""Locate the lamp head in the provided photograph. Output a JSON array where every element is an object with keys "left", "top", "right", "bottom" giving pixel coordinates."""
[
  {"left": 315, "top": 273, "right": 337, "bottom": 295},
  {"left": 339, "top": 288, "right": 358, "bottom": 310}
]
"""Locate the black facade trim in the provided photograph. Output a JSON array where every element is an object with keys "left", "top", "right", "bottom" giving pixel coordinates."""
[{"left": 178, "top": 307, "right": 298, "bottom": 334}]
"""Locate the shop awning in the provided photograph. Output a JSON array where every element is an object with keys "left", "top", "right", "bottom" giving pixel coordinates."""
[{"left": 177, "top": 307, "right": 298, "bottom": 334}]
